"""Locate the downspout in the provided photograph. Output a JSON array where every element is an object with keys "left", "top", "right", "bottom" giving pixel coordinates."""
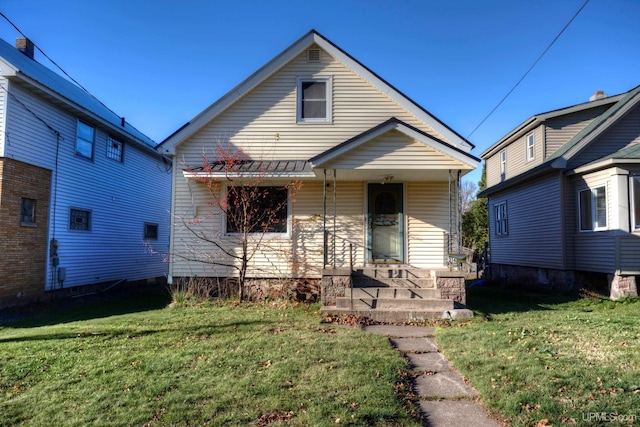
[
  {"left": 49, "top": 131, "right": 61, "bottom": 291},
  {"left": 457, "top": 170, "right": 462, "bottom": 253}
]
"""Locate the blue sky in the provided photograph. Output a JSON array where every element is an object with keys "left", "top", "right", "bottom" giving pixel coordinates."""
[{"left": 1, "top": 0, "right": 638, "bottom": 185}]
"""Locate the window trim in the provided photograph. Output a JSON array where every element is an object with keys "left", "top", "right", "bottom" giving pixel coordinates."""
[
  {"left": 76, "top": 120, "right": 95, "bottom": 160},
  {"left": 526, "top": 132, "right": 535, "bottom": 161},
  {"left": 494, "top": 201, "right": 508, "bottom": 236},
  {"left": 106, "top": 134, "right": 124, "bottom": 162},
  {"left": 632, "top": 176, "right": 640, "bottom": 231},
  {"left": 69, "top": 208, "right": 92, "bottom": 232},
  {"left": 223, "top": 185, "right": 292, "bottom": 238},
  {"left": 20, "top": 198, "right": 36, "bottom": 226},
  {"left": 144, "top": 222, "right": 159, "bottom": 240},
  {"left": 578, "top": 185, "right": 607, "bottom": 232},
  {"left": 500, "top": 150, "right": 506, "bottom": 175},
  {"left": 296, "top": 76, "right": 332, "bottom": 123}
]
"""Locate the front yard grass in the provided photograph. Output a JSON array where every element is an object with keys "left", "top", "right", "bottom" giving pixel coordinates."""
[
  {"left": 0, "top": 293, "right": 420, "bottom": 427},
  {"left": 436, "top": 286, "right": 640, "bottom": 426}
]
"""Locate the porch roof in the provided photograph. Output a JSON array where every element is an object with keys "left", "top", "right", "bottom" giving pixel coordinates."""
[{"left": 183, "top": 160, "right": 315, "bottom": 179}]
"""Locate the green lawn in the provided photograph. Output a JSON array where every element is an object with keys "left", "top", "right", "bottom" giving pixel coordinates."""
[
  {"left": 436, "top": 285, "right": 640, "bottom": 426},
  {"left": 0, "top": 291, "right": 421, "bottom": 427}
]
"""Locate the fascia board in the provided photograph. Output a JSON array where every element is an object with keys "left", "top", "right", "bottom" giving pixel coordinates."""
[
  {"left": 313, "top": 34, "right": 473, "bottom": 151},
  {"left": 160, "top": 32, "right": 317, "bottom": 154},
  {"left": 183, "top": 171, "right": 316, "bottom": 180},
  {"left": 11, "top": 73, "right": 158, "bottom": 154}
]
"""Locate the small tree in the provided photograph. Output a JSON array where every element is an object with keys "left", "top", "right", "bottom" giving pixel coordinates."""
[
  {"left": 462, "top": 163, "right": 488, "bottom": 258},
  {"left": 177, "top": 145, "right": 303, "bottom": 300}
]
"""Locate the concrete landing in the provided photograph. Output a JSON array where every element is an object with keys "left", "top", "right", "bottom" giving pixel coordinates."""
[{"left": 363, "top": 325, "right": 502, "bottom": 427}]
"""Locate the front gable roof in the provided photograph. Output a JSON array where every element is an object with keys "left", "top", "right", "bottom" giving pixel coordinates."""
[
  {"left": 0, "top": 38, "right": 156, "bottom": 150},
  {"left": 310, "top": 117, "right": 479, "bottom": 169},
  {"left": 159, "top": 30, "right": 474, "bottom": 155}
]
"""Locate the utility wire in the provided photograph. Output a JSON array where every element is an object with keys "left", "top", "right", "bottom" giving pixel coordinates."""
[
  {"left": 0, "top": 12, "right": 125, "bottom": 125},
  {"left": 467, "top": 0, "right": 590, "bottom": 139}
]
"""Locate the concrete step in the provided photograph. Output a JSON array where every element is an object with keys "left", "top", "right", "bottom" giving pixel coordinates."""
[
  {"left": 321, "top": 307, "right": 473, "bottom": 322},
  {"left": 357, "top": 267, "right": 431, "bottom": 279},
  {"left": 336, "top": 297, "right": 454, "bottom": 311},
  {"left": 352, "top": 277, "right": 435, "bottom": 288},
  {"left": 346, "top": 287, "right": 442, "bottom": 299}
]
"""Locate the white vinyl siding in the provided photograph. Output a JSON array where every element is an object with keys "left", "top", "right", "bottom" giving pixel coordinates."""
[
  {"left": 179, "top": 46, "right": 450, "bottom": 163},
  {"left": 324, "top": 130, "right": 466, "bottom": 170},
  {"left": 406, "top": 182, "right": 449, "bottom": 269},
  {"left": 3, "top": 82, "right": 171, "bottom": 290}
]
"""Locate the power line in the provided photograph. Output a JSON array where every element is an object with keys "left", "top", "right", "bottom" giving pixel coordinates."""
[
  {"left": 467, "top": 0, "right": 590, "bottom": 139},
  {"left": 0, "top": 12, "right": 124, "bottom": 123}
]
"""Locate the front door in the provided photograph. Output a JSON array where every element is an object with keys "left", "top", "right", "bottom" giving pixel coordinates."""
[{"left": 367, "top": 183, "right": 404, "bottom": 263}]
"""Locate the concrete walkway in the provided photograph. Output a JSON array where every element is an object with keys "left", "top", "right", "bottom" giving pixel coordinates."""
[{"left": 363, "top": 325, "right": 502, "bottom": 427}]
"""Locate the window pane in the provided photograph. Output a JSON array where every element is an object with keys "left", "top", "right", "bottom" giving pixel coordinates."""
[
  {"left": 144, "top": 223, "right": 158, "bottom": 239},
  {"left": 634, "top": 178, "right": 640, "bottom": 229},
  {"left": 70, "top": 209, "right": 90, "bottom": 231},
  {"left": 21, "top": 198, "right": 35, "bottom": 223},
  {"left": 300, "top": 80, "right": 327, "bottom": 119},
  {"left": 302, "top": 100, "right": 326, "bottom": 119},
  {"left": 302, "top": 81, "right": 326, "bottom": 99},
  {"left": 77, "top": 122, "right": 94, "bottom": 141},
  {"left": 227, "top": 186, "right": 288, "bottom": 233},
  {"left": 594, "top": 187, "right": 607, "bottom": 228},
  {"left": 76, "top": 121, "right": 94, "bottom": 158},
  {"left": 107, "top": 136, "right": 123, "bottom": 162},
  {"left": 579, "top": 189, "right": 592, "bottom": 231}
]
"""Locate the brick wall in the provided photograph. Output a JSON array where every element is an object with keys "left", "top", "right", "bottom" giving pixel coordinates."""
[{"left": 0, "top": 158, "right": 51, "bottom": 307}]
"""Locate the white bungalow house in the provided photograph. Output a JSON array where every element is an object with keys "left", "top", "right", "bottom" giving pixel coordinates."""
[
  {"left": 0, "top": 37, "right": 171, "bottom": 308},
  {"left": 480, "top": 85, "right": 640, "bottom": 299},
  {"left": 159, "top": 30, "right": 479, "bottom": 319}
]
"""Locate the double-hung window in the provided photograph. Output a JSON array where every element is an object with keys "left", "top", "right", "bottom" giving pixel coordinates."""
[
  {"left": 226, "top": 186, "right": 289, "bottom": 234},
  {"left": 297, "top": 76, "right": 331, "bottom": 123},
  {"left": 526, "top": 133, "right": 535, "bottom": 161},
  {"left": 76, "top": 120, "right": 95, "bottom": 159},
  {"left": 579, "top": 186, "right": 607, "bottom": 231},
  {"left": 494, "top": 202, "right": 508, "bottom": 236},
  {"left": 500, "top": 150, "right": 506, "bottom": 177}
]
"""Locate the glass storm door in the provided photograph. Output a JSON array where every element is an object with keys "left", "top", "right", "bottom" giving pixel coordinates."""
[{"left": 367, "top": 183, "right": 404, "bottom": 263}]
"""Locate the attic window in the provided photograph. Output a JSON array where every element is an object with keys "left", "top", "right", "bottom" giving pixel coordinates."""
[
  {"left": 307, "top": 48, "right": 321, "bottom": 62},
  {"left": 296, "top": 76, "right": 332, "bottom": 123}
]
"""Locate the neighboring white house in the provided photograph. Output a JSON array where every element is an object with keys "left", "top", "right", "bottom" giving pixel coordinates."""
[
  {"left": 0, "top": 37, "right": 171, "bottom": 307},
  {"left": 159, "top": 30, "right": 479, "bottom": 291},
  {"left": 480, "top": 85, "right": 640, "bottom": 299}
]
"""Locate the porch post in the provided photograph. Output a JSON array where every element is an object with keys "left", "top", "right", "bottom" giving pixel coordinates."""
[
  {"left": 323, "top": 169, "right": 327, "bottom": 267},
  {"left": 333, "top": 169, "right": 337, "bottom": 268}
]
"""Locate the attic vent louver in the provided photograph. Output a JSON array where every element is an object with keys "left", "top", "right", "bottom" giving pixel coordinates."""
[{"left": 307, "top": 48, "right": 321, "bottom": 62}]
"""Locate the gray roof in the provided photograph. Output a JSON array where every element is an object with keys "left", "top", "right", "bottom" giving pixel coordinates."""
[
  {"left": 190, "top": 160, "right": 313, "bottom": 176},
  {"left": 0, "top": 37, "right": 155, "bottom": 147}
]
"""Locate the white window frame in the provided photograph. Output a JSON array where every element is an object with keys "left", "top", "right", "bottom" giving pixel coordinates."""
[
  {"left": 76, "top": 120, "right": 95, "bottom": 160},
  {"left": 494, "top": 202, "right": 508, "bottom": 236},
  {"left": 296, "top": 76, "right": 332, "bottom": 123},
  {"left": 578, "top": 186, "right": 607, "bottom": 232},
  {"left": 106, "top": 134, "right": 124, "bottom": 162},
  {"left": 222, "top": 185, "right": 292, "bottom": 238},
  {"left": 500, "top": 150, "right": 506, "bottom": 176},
  {"left": 526, "top": 133, "right": 535, "bottom": 161},
  {"left": 632, "top": 176, "right": 640, "bottom": 231}
]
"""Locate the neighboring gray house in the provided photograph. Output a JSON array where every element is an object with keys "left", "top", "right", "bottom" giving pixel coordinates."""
[
  {"left": 0, "top": 37, "right": 172, "bottom": 308},
  {"left": 480, "top": 85, "right": 640, "bottom": 299}
]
